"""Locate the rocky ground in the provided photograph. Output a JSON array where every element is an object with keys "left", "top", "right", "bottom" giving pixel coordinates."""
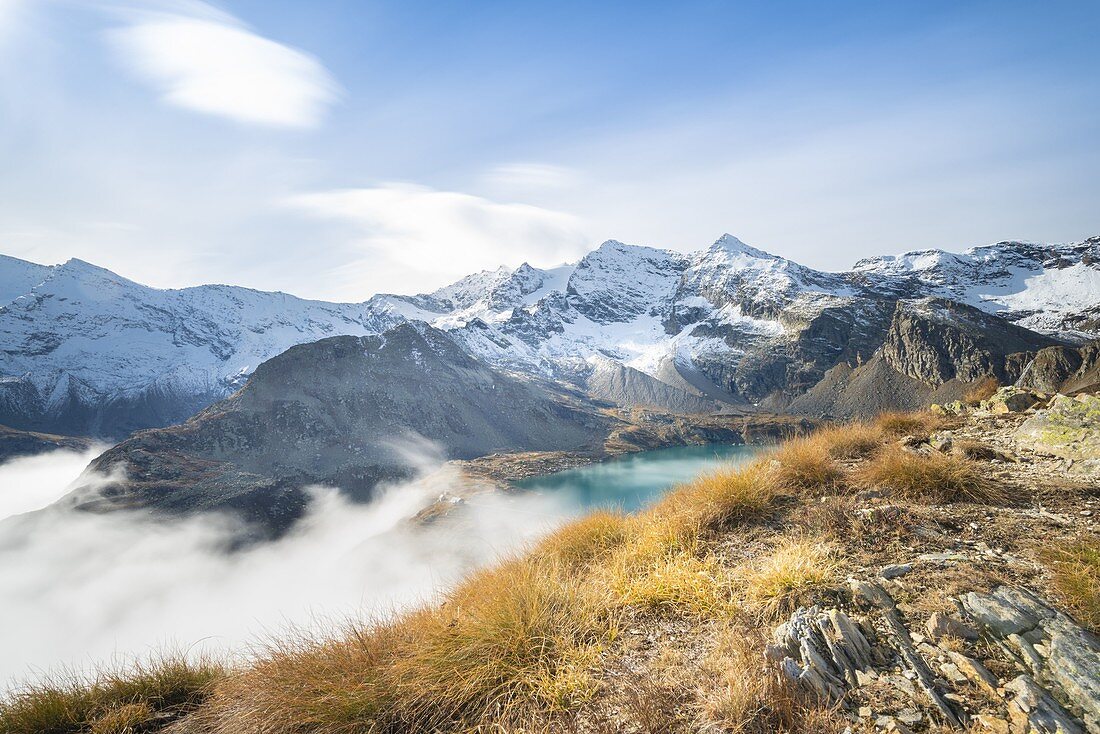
[{"left": 577, "top": 390, "right": 1099, "bottom": 733}]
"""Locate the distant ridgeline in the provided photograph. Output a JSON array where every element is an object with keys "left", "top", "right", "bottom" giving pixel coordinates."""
[{"left": 1, "top": 236, "right": 1096, "bottom": 440}]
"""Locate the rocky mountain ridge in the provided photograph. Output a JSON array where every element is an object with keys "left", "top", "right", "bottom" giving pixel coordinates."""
[
  {"left": 1, "top": 234, "right": 1096, "bottom": 438},
  {"left": 64, "top": 322, "right": 612, "bottom": 534}
]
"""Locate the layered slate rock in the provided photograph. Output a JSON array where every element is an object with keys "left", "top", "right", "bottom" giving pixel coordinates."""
[
  {"left": 961, "top": 586, "right": 1100, "bottom": 732},
  {"left": 768, "top": 582, "right": 1099, "bottom": 733}
]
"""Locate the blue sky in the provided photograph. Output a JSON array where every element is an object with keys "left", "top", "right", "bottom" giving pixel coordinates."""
[{"left": 0, "top": 0, "right": 1097, "bottom": 299}]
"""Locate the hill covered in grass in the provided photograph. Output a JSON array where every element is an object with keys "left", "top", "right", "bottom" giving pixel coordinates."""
[{"left": 3, "top": 397, "right": 1098, "bottom": 734}]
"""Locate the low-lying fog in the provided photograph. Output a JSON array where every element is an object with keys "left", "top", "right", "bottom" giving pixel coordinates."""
[{"left": 0, "top": 444, "right": 588, "bottom": 689}]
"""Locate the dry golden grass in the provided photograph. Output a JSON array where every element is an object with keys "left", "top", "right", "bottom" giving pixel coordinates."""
[
  {"left": 534, "top": 510, "right": 629, "bottom": 570},
  {"left": 1039, "top": 539, "right": 1100, "bottom": 631},
  {"left": 770, "top": 438, "right": 845, "bottom": 491},
  {"left": 0, "top": 655, "right": 225, "bottom": 734},
  {"left": 963, "top": 376, "right": 1000, "bottom": 404},
  {"left": 809, "top": 422, "right": 886, "bottom": 460},
  {"left": 89, "top": 703, "right": 154, "bottom": 734},
  {"left": 699, "top": 625, "right": 845, "bottom": 733},
  {"left": 648, "top": 460, "right": 782, "bottom": 536},
  {"left": 741, "top": 539, "right": 837, "bottom": 619},
  {"left": 858, "top": 446, "right": 1001, "bottom": 504},
  {"left": 194, "top": 557, "right": 617, "bottom": 733},
  {"left": 613, "top": 553, "right": 738, "bottom": 619},
  {"left": 598, "top": 461, "right": 783, "bottom": 619},
  {"left": 874, "top": 410, "right": 942, "bottom": 438}
]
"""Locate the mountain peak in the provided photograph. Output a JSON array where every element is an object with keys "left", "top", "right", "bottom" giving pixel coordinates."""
[
  {"left": 708, "top": 234, "right": 774, "bottom": 260},
  {"left": 56, "top": 257, "right": 136, "bottom": 285}
]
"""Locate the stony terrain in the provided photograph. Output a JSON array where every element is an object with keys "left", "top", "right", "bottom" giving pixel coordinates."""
[{"left": 581, "top": 391, "right": 1100, "bottom": 734}]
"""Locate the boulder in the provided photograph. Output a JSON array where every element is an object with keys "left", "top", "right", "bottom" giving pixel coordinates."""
[
  {"left": 1016, "top": 393, "right": 1100, "bottom": 460},
  {"left": 960, "top": 586, "right": 1100, "bottom": 732},
  {"left": 929, "top": 431, "right": 954, "bottom": 452},
  {"left": 985, "top": 387, "right": 1041, "bottom": 414}
]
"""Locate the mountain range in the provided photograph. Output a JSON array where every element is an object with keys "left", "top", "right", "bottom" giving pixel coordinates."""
[{"left": 2, "top": 234, "right": 1097, "bottom": 441}]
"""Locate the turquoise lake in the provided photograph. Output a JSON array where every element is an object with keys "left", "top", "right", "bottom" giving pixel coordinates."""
[{"left": 511, "top": 443, "right": 761, "bottom": 514}]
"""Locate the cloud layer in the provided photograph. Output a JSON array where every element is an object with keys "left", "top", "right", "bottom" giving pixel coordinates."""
[
  {"left": 0, "top": 448, "right": 583, "bottom": 688},
  {"left": 107, "top": 3, "right": 339, "bottom": 128},
  {"left": 0, "top": 448, "right": 106, "bottom": 521}
]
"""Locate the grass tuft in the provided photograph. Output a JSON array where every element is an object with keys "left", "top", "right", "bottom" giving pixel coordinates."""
[
  {"left": 858, "top": 446, "right": 1000, "bottom": 504},
  {"left": 874, "top": 411, "right": 942, "bottom": 439},
  {"left": 534, "top": 510, "right": 630, "bottom": 570},
  {"left": 0, "top": 655, "right": 225, "bottom": 734},
  {"left": 614, "top": 553, "right": 738, "bottom": 618},
  {"left": 963, "top": 376, "right": 1000, "bottom": 404},
  {"left": 742, "top": 539, "right": 837, "bottom": 619},
  {"left": 810, "top": 422, "right": 886, "bottom": 460},
  {"left": 649, "top": 460, "right": 782, "bottom": 535},
  {"left": 771, "top": 438, "right": 845, "bottom": 491},
  {"left": 1040, "top": 539, "right": 1100, "bottom": 632}
]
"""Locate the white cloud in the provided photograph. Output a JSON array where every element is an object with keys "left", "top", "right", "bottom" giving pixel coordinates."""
[
  {"left": 289, "top": 183, "right": 591, "bottom": 295},
  {"left": 107, "top": 3, "right": 339, "bottom": 128},
  {"left": 0, "top": 445, "right": 586, "bottom": 687},
  {"left": 0, "top": 447, "right": 106, "bottom": 521}
]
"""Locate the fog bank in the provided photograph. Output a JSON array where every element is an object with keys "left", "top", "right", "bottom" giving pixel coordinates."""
[{"left": 0, "top": 448, "right": 589, "bottom": 689}]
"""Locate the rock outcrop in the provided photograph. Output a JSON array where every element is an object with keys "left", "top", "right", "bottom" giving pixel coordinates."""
[
  {"left": 770, "top": 582, "right": 1099, "bottom": 733},
  {"left": 785, "top": 299, "right": 1062, "bottom": 419},
  {"left": 880, "top": 299, "right": 1061, "bottom": 386},
  {"left": 1017, "top": 343, "right": 1100, "bottom": 395},
  {"left": 961, "top": 586, "right": 1100, "bottom": 733},
  {"left": 1016, "top": 394, "right": 1100, "bottom": 465}
]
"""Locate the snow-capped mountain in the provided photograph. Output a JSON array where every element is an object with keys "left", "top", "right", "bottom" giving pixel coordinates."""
[
  {"left": 853, "top": 237, "right": 1100, "bottom": 339},
  {"left": 1, "top": 234, "right": 1096, "bottom": 437},
  {"left": 0, "top": 258, "right": 395, "bottom": 436}
]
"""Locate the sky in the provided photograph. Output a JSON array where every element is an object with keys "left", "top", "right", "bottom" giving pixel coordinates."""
[{"left": 0, "top": 0, "right": 1098, "bottom": 300}]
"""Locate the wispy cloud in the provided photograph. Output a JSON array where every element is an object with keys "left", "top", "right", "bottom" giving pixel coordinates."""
[
  {"left": 482, "top": 163, "right": 579, "bottom": 193},
  {"left": 289, "top": 183, "right": 590, "bottom": 295},
  {"left": 106, "top": 1, "right": 339, "bottom": 128}
]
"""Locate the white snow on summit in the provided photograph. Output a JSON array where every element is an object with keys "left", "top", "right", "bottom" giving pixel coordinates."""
[
  {"left": 854, "top": 238, "right": 1100, "bottom": 336},
  {"left": 1, "top": 233, "right": 1096, "bottom": 436}
]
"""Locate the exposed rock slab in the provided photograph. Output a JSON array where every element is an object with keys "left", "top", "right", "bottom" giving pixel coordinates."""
[
  {"left": 1016, "top": 394, "right": 1100, "bottom": 461},
  {"left": 960, "top": 586, "right": 1100, "bottom": 732}
]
